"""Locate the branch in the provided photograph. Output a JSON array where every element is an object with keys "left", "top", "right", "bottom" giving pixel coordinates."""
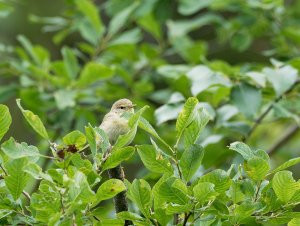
[
  {"left": 244, "top": 79, "right": 300, "bottom": 142},
  {"left": 268, "top": 125, "right": 299, "bottom": 156},
  {"left": 107, "top": 162, "right": 132, "bottom": 226}
]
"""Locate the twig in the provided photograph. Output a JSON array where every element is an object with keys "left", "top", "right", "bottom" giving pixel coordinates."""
[
  {"left": 244, "top": 79, "right": 300, "bottom": 142},
  {"left": 106, "top": 146, "right": 132, "bottom": 226},
  {"left": 183, "top": 212, "right": 192, "bottom": 226},
  {"left": 22, "top": 191, "right": 31, "bottom": 201},
  {"left": 268, "top": 125, "right": 299, "bottom": 156}
]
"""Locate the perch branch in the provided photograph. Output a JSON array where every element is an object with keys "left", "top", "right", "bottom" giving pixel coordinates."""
[
  {"left": 267, "top": 125, "right": 299, "bottom": 156},
  {"left": 244, "top": 79, "right": 300, "bottom": 142},
  {"left": 106, "top": 146, "right": 132, "bottom": 226}
]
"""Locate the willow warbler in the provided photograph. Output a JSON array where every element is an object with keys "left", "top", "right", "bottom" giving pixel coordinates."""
[{"left": 100, "top": 99, "right": 135, "bottom": 145}]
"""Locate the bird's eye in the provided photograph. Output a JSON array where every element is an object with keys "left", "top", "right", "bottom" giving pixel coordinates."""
[{"left": 120, "top": 106, "right": 125, "bottom": 110}]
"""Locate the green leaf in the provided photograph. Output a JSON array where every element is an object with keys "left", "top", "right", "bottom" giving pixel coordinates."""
[
  {"left": 184, "top": 107, "right": 211, "bottom": 149},
  {"left": 108, "top": 2, "right": 139, "bottom": 37},
  {"left": 94, "top": 179, "right": 126, "bottom": 205},
  {"left": 1, "top": 137, "right": 40, "bottom": 161},
  {"left": 138, "top": 117, "right": 174, "bottom": 156},
  {"left": 226, "top": 181, "right": 245, "bottom": 204},
  {"left": 5, "top": 158, "right": 30, "bottom": 200},
  {"left": 178, "top": 0, "right": 211, "bottom": 15},
  {"left": 186, "top": 65, "right": 231, "bottom": 96},
  {"left": 179, "top": 144, "right": 204, "bottom": 182},
  {"left": 0, "top": 104, "right": 11, "bottom": 141},
  {"left": 193, "top": 182, "right": 218, "bottom": 204},
  {"left": 244, "top": 157, "right": 270, "bottom": 181},
  {"left": 61, "top": 47, "right": 80, "bottom": 79},
  {"left": 127, "top": 179, "right": 152, "bottom": 218},
  {"left": 230, "top": 29, "right": 252, "bottom": 51},
  {"left": 167, "top": 13, "right": 222, "bottom": 38},
  {"left": 270, "top": 157, "right": 300, "bottom": 174},
  {"left": 75, "top": 0, "right": 104, "bottom": 36},
  {"left": 0, "top": 1, "right": 14, "bottom": 18},
  {"left": 67, "top": 171, "right": 95, "bottom": 207},
  {"left": 137, "top": 145, "right": 173, "bottom": 175},
  {"left": 231, "top": 83, "right": 261, "bottom": 118},
  {"left": 176, "top": 97, "right": 198, "bottom": 141},
  {"left": 229, "top": 142, "right": 255, "bottom": 161},
  {"left": 137, "top": 13, "right": 161, "bottom": 40},
  {"left": 117, "top": 211, "right": 146, "bottom": 223},
  {"left": 63, "top": 130, "right": 86, "bottom": 148},
  {"left": 77, "top": 62, "right": 114, "bottom": 87},
  {"left": 158, "top": 177, "right": 189, "bottom": 205},
  {"left": 94, "top": 126, "right": 110, "bottom": 153},
  {"left": 24, "top": 162, "right": 53, "bottom": 182},
  {"left": 102, "top": 146, "right": 135, "bottom": 171},
  {"left": 30, "top": 180, "right": 61, "bottom": 223},
  {"left": 165, "top": 203, "right": 193, "bottom": 215},
  {"left": 85, "top": 125, "right": 97, "bottom": 157},
  {"left": 97, "top": 219, "right": 124, "bottom": 226},
  {"left": 54, "top": 89, "right": 76, "bottom": 110},
  {"left": 232, "top": 201, "right": 257, "bottom": 223},
  {"left": 289, "top": 218, "right": 300, "bottom": 226},
  {"left": 17, "top": 35, "right": 40, "bottom": 65},
  {"left": 113, "top": 106, "right": 148, "bottom": 149},
  {"left": 198, "top": 169, "right": 231, "bottom": 193},
  {"left": 155, "top": 102, "right": 184, "bottom": 125},
  {"left": 16, "top": 99, "right": 49, "bottom": 139},
  {"left": 272, "top": 171, "right": 300, "bottom": 203},
  {"left": 108, "top": 28, "right": 142, "bottom": 46},
  {"left": 263, "top": 65, "right": 298, "bottom": 97}
]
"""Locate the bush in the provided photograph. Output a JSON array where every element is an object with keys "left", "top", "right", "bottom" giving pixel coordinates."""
[{"left": 0, "top": 0, "right": 300, "bottom": 225}]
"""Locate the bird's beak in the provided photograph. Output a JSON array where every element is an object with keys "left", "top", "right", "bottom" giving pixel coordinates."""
[{"left": 130, "top": 104, "right": 136, "bottom": 108}]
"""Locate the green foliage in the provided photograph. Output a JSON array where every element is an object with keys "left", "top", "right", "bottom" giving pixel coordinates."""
[
  {"left": 0, "top": 104, "right": 11, "bottom": 141},
  {"left": 0, "top": 0, "right": 300, "bottom": 225}
]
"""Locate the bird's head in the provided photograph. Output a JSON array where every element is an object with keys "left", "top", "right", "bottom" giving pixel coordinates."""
[{"left": 111, "top": 98, "right": 135, "bottom": 116}]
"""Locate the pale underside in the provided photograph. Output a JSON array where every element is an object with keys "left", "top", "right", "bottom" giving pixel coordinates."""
[{"left": 100, "top": 112, "right": 130, "bottom": 144}]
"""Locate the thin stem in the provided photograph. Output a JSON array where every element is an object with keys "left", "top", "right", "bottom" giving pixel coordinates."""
[
  {"left": 267, "top": 125, "right": 299, "bottom": 156},
  {"left": 0, "top": 163, "right": 8, "bottom": 176},
  {"left": 183, "top": 212, "right": 192, "bottom": 226},
  {"left": 244, "top": 79, "right": 300, "bottom": 142},
  {"left": 22, "top": 191, "right": 31, "bottom": 201}
]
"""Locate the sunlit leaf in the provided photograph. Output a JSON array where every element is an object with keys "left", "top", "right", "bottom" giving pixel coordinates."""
[
  {"left": 137, "top": 145, "right": 173, "bottom": 175},
  {"left": 0, "top": 104, "right": 11, "bottom": 141},
  {"left": 231, "top": 83, "right": 261, "bottom": 118},
  {"left": 193, "top": 182, "right": 218, "bottom": 204},
  {"left": 1, "top": 137, "right": 39, "bottom": 161},
  {"left": 244, "top": 157, "right": 270, "bottom": 181},
  {"left": 108, "top": 2, "right": 139, "bottom": 37},
  {"left": 176, "top": 97, "right": 198, "bottom": 140},
  {"left": 272, "top": 171, "right": 300, "bottom": 203},
  {"left": 198, "top": 169, "right": 231, "bottom": 193},
  {"left": 158, "top": 177, "right": 189, "bottom": 205},
  {"left": 263, "top": 65, "right": 298, "bottom": 97},
  {"left": 102, "top": 146, "right": 135, "bottom": 171},
  {"left": 16, "top": 99, "right": 49, "bottom": 139},
  {"left": 61, "top": 46, "right": 80, "bottom": 79},
  {"left": 179, "top": 144, "right": 204, "bottom": 181},
  {"left": 94, "top": 179, "right": 126, "bottom": 205},
  {"left": 63, "top": 130, "right": 86, "bottom": 148},
  {"left": 127, "top": 179, "right": 152, "bottom": 218},
  {"left": 229, "top": 142, "right": 255, "bottom": 161},
  {"left": 77, "top": 62, "right": 114, "bottom": 87},
  {"left": 5, "top": 158, "right": 30, "bottom": 200},
  {"left": 184, "top": 107, "right": 211, "bottom": 149},
  {"left": 113, "top": 106, "right": 148, "bottom": 149}
]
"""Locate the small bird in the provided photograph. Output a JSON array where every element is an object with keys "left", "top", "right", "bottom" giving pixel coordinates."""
[{"left": 100, "top": 98, "right": 135, "bottom": 145}]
